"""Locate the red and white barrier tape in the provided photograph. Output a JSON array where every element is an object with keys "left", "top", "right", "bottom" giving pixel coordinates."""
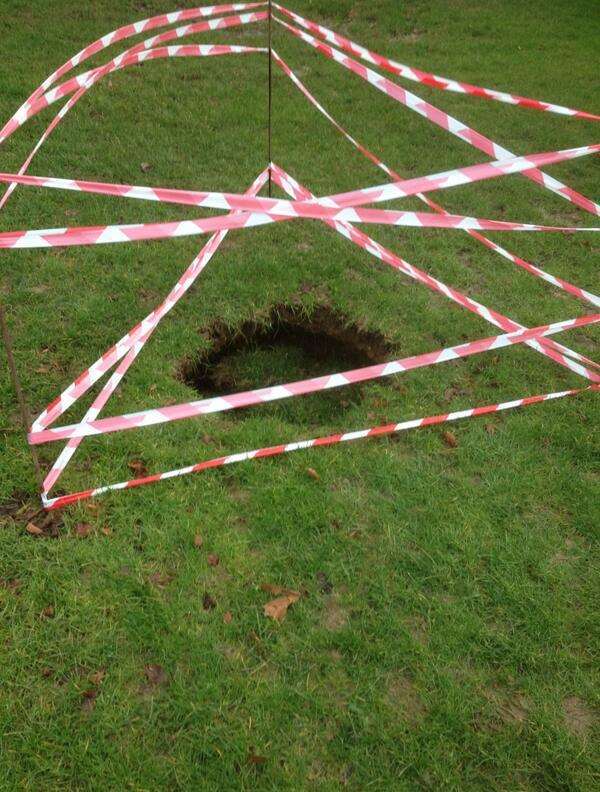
[
  {"left": 0, "top": 3, "right": 596, "bottom": 508},
  {"left": 274, "top": 3, "right": 600, "bottom": 122},
  {"left": 19, "top": 11, "right": 269, "bottom": 128},
  {"left": 29, "top": 313, "right": 600, "bottom": 445},
  {"left": 30, "top": 162, "right": 599, "bottom": 510},
  {"left": 270, "top": 164, "right": 599, "bottom": 383},
  {"left": 271, "top": 49, "right": 600, "bottom": 312},
  {"left": 0, "top": 3, "right": 266, "bottom": 144},
  {"left": 1, "top": 206, "right": 597, "bottom": 250},
  {"left": 42, "top": 385, "right": 598, "bottom": 510},
  {"left": 275, "top": 14, "right": 600, "bottom": 217},
  {"left": 30, "top": 164, "right": 599, "bottom": 447},
  {"left": 0, "top": 141, "right": 597, "bottom": 219},
  {"left": 40, "top": 170, "right": 270, "bottom": 496}
]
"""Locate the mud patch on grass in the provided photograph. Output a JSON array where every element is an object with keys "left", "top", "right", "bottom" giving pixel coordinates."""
[
  {"left": 1, "top": 490, "right": 65, "bottom": 537},
  {"left": 321, "top": 594, "right": 349, "bottom": 632},
  {"left": 562, "top": 696, "right": 595, "bottom": 738},
  {"left": 178, "top": 303, "right": 393, "bottom": 425},
  {"left": 387, "top": 674, "right": 427, "bottom": 725}
]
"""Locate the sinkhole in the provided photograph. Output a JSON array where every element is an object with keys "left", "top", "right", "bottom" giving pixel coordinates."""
[{"left": 178, "top": 304, "right": 393, "bottom": 425}]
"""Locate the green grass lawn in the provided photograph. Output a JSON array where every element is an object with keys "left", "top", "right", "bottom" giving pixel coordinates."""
[{"left": 0, "top": 0, "right": 598, "bottom": 788}]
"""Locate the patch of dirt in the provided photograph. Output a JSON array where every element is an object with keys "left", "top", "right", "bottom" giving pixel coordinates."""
[
  {"left": 394, "top": 29, "right": 424, "bottom": 43},
  {"left": 484, "top": 685, "right": 532, "bottom": 730},
  {"left": 562, "top": 696, "right": 595, "bottom": 738},
  {"left": 321, "top": 595, "right": 349, "bottom": 632},
  {"left": 387, "top": 674, "right": 427, "bottom": 725},
  {"left": 498, "top": 694, "right": 531, "bottom": 725},
  {"left": 550, "top": 538, "right": 579, "bottom": 566},
  {"left": 0, "top": 490, "right": 31, "bottom": 517},
  {"left": 405, "top": 615, "right": 429, "bottom": 646},
  {"left": 177, "top": 303, "right": 393, "bottom": 423},
  {"left": 1, "top": 492, "right": 65, "bottom": 537}
]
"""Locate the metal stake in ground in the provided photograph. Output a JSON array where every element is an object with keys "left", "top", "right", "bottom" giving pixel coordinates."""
[
  {"left": 268, "top": 0, "right": 273, "bottom": 196},
  {"left": 0, "top": 302, "right": 43, "bottom": 489}
]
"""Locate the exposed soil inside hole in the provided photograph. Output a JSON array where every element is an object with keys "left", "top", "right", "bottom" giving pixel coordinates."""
[{"left": 177, "top": 304, "right": 393, "bottom": 424}]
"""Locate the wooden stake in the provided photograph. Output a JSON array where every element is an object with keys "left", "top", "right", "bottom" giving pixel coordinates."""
[{"left": 0, "top": 302, "right": 43, "bottom": 489}]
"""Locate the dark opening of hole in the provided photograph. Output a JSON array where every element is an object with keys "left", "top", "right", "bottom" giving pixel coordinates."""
[{"left": 177, "top": 304, "right": 393, "bottom": 425}]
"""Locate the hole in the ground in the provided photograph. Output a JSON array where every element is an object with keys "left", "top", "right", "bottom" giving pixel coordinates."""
[{"left": 177, "top": 304, "right": 393, "bottom": 424}]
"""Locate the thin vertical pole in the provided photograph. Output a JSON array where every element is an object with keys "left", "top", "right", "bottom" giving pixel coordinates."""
[
  {"left": 0, "top": 302, "right": 43, "bottom": 489},
  {"left": 267, "top": 0, "right": 273, "bottom": 196}
]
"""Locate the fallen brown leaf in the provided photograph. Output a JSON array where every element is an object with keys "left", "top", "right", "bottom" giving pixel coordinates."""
[
  {"left": 101, "top": 525, "right": 112, "bottom": 536},
  {"left": 193, "top": 533, "right": 203, "bottom": 548},
  {"left": 26, "top": 522, "right": 44, "bottom": 536},
  {"left": 247, "top": 751, "right": 267, "bottom": 767},
  {"left": 41, "top": 605, "right": 55, "bottom": 619},
  {"left": 223, "top": 611, "right": 233, "bottom": 624},
  {"left": 264, "top": 591, "right": 300, "bottom": 622},
  {"left": 203, "top": 592, "right": 217, "bottom": 611},
  {"left": 41, "top": 666, "right": 53, "bottom": 678},
  {"left": 306, "top": 467, "right": 320, "bottom": 481},
  {"left": 485, "top": 422, "right": 497, "bottom": 435},
  {"left": 207, "top": 554, "right": 219, "bottom": 567},
  {"left": 443, "top": 430, "right": 458, "bottom": 448},
  {"left": 128, "top": 459, "right": 148, "bottom": 476}
]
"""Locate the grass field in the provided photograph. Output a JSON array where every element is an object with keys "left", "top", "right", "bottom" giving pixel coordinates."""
[{"left": 0, "top": 0, "right": 598, "bottom": 788}]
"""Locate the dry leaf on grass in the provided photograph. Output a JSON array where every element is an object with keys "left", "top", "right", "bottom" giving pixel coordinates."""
[
  {"left": 223, "top": 611, "right": 233, "bottom": 624},
  {"left": 443, "top": 430, "right": 458, "bottom": 448},
  {"left": 203, "top": 592, "right": 217, "bottom": 611},
  {"left": 306, "top": 467, "right": 320, "bottom": 481},
  {"left": 247, "top": 751, "right": 267, "bottom": 766},
  {"left": 25, "top": 522, "right": 44, "bottom": 536},
  {"left": 41, "top": 605, "right": 54, "bottom": 619},
  {"left": 194, "top": 534, "right": 203, "bottom": 548},
  {"left": 128, "top": 459, "right": 148, "bottom": 476},
  {"left": 263, "top": 590, "right": 300, "bottom": 622},
  {"left": 207, "top": 554, "right": 219, "bottom": 567}
]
